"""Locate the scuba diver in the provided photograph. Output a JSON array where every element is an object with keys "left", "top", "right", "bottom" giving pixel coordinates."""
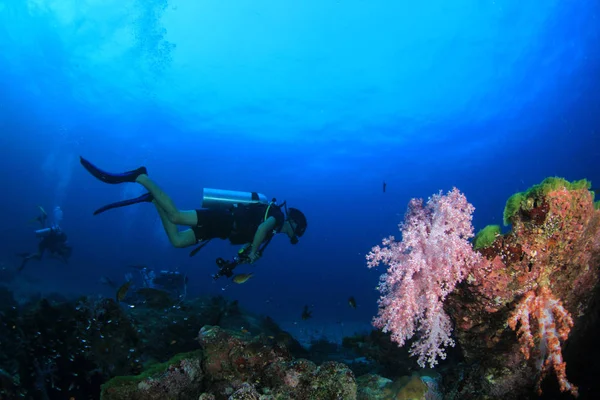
[
  {"left": 79, "top": 157, "right": 308, "bottom": 279},
  {"left": 138, "top": 267, "right": 188, "bottom": 298},
  {"left": 152, "top": 270, "right": 188, "bottom": 292},
  {"left": 18, "top": 206, "right": 72, "bottom": 271}
]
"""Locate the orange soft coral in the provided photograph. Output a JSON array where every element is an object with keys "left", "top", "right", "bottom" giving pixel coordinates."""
[{"left": 508, "top": 286, "right": 577, "bottom": 397}]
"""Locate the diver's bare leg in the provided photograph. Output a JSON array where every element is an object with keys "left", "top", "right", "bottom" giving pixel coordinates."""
[
  {"left": 135, "top": 174, "right": 198, "bottom": 226},
  {"left": 153, "top": 201, "right": 198, "bottom": 248}
]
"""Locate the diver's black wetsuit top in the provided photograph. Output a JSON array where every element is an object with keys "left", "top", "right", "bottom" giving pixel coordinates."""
[
  {"left": 192, "top": 203, "right": 285, "bottom": 244},
  {"left": 41, "top": 231, "right": 67, "bottom": 251},
  {"left": 40, "top": 231, "right": 71, "bottom": 257}
]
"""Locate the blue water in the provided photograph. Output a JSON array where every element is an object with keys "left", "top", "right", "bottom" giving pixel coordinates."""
[{"left": 1, "top": 0, "right": 599, "bottom": 344}]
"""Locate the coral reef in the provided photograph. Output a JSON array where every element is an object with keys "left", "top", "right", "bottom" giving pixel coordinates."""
[
  {"left": 0, "top": 293, "right": 304, "bottom": 399},
  {"left": 101, "top": 325, "right": 441, "bottom": 400},
  {"left": 100, "top": 351, "right": 204, "bottom": 400},
  {"left": 447, "top": 178, "right": 600, "bottom": 398},
  {"left": 101, "top": 325, "right": 359, "bottom": 399}
]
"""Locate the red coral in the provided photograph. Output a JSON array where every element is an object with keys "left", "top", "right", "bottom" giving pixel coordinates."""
[{"left": 508, "top": 286, "right": 577, "bottom": 397}]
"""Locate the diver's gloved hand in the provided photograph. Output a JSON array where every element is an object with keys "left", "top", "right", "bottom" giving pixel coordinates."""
[
  {"left": 237, "top": 244, "right": 251, "bottom": 259},
  {"left": 239, "top": 243, "right": 252, "bottom": 254},
  {"left": 234, "top": 244, "right": 252, "bottom": 265},
  {"left": 248, "top": 252, "right": 261, "bottom": 264}
]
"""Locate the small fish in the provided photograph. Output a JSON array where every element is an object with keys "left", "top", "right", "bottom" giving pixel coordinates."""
[
  {"left": 348, "top": 296, "right": 357, "bottom": 309},
  {"left": 116, "top": 280, "right": 132, "bottom": 302},
  {"left": 301, "top": 305, "right": 312, "bottom": 320},
  {"left": 233, "top": 273, "right": 254, "bottom": 284}
]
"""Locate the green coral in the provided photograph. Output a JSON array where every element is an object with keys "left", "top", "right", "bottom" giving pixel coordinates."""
[
  {"left": 502, "top": 177, "right": 592, "bottom": 226},
  {"left": 503, "top": 193, "right": 525, "bottom": 226},
  {"left": 474, "top": 225, "right": 501, "bottom": 250},
  {"left": 526, "top": 177, "right": 590, "bottom": 198},
  {"left": 595, "top": 201, "right": 600, "bottom": 210}
]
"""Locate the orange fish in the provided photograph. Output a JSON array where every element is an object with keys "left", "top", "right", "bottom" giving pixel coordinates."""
[{"left": 116, "top": 280, "right": 132, "bottom": 302}]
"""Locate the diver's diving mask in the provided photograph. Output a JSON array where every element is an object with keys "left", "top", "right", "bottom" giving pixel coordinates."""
[{"left": 288, "top": 219, "right": 299, "bottom": 245}]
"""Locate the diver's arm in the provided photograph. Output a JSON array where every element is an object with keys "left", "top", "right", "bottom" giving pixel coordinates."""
[{"left": 249, "top": 217, "right": 277, "bottom": 257}]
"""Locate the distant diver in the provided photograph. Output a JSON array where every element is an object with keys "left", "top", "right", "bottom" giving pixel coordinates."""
[
  {"left": 348, "top": 296, "right": 357, "bottom": 309},
  {"left": 137, "top": 267, "right": 188, "bottom": 298},
  {"left": 383, "top": 181, "right": 386, "bottom": 193},
  {"left": 79, "top": 157, "right": 307, "bottom": 276},
  {"left": 301, "top": 305, "right": 313, "bottom": 320},
  {"left": 17, "top": 206, "right": 72, "bottom": 271}
]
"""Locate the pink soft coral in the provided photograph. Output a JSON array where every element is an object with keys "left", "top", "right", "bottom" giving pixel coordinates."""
[{"left": 367, "top": 188, "right": 481, "bottom": 367}]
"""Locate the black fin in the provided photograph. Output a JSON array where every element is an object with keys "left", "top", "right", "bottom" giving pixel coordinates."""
[
  {"left": 80, "top": 156, "right": 147, "bottom": 184},
  {"left": 93, "top": 193, "right": 153, "bottom": 215}
]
